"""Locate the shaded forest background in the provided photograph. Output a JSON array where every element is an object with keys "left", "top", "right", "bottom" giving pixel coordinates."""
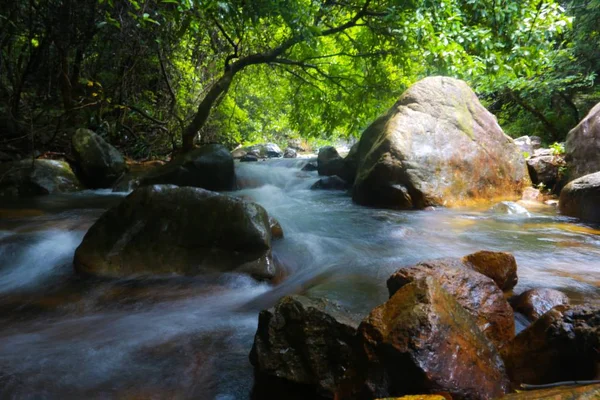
[{"left": 1, "top": 0, "right": 599, "bottom": 160}]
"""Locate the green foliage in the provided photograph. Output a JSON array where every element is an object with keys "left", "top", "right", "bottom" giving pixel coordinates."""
[{"left": 550, "top": 141, "right": 566, "bottom": 155}]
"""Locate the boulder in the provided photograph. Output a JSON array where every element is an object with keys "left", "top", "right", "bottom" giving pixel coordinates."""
[
  {"left": 74, "top": 185, "right": 278, "bottom": 280},
  {"left": 311, "top": 176, "right": 349, "bottom": 191},
  {"left": 0, "top": 159, "right": 81, "bottom": 198},
  {"left": 559, "top": 171, "right": 600, "bottom": 223},
  {"left": 357, "top": 277, "right": 510, "bottom": 399},
  {"left": 269, "top": 216, "right": 284, "bottom": 239},
  {"left": 112, "top": 161, "right": 165, "bottom": 193},
  {"left": 510, "top": 288, "right": 570, "bottom": 321},
  {"left": 341, "top": 142, "right": 360, "bottom": 184},
  {"left": 244, "top": 143, "right": 283, "bottom": 158},
  {"left": 318, "top": 146, "right": 345, "bottom": 177},
  {"left": 500, "top": 384, "right": 600, "bottom": 399},
  {"left": 565, "top": 102, "right": 600, "bottom": 181},
  {"left": 489, "top": 201, "right": 531, "bottom": 216},
  {"left": 462, "top": 250, "right": 518, "bottom": 291},
  {"left": 72, "top": 128, "right": 127, "bottom": 188},
  {"left": 240, "top": 154, "right": 259, "bottom": 162},
  {"left": 249, "top": 295, "right": 360, "bottom": 398},
  {"left": 284, "top": 148, "right": 298, "bottom": 158},
  {"left": 501, "top": 305, "right": 600, "bottom": 385},
  {"left": 231, "top": 147, "right": 247, "bottom": 159},
  {"left": 288, "top": 139, "right": 308, "bottom": 152},
  {"left": 521, "top": 187, "right": 544, "bottom": 203},
  {"left": 352, "top": 77, "right": 529, "bottom": 209},
  {"left": 387, "top": 259, "right": 515, "bottom": 348},
  {"left": 526, "top": 152, "right": 565, "bottom": 189},
  {"left": 514, "top": 136, "right": 542, "bottom": 155},
  {"left": 140, "top": 144, "right": 235, "bottom": 191},
  {"left": 301, "top": 162, "right": 318, "bottom": 172}
]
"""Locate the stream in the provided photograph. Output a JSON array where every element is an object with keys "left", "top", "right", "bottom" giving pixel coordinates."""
[{"left": 0, "top": 158, "right": 599, "bottom": 399}]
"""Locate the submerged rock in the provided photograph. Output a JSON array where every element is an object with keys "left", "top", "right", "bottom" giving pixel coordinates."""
[
  {"left": 559, "top": 171, "right": 600, "bottom": 223},
  {"left": 250, "top": 295, "right": 360, "bottom": 398},
  {"left": 462, "top": 250, "right": 518, "bottom": 291},
  {"left": 510, "top": 288, "right": 570, "bottom": 322},
  {"left": 565, "top": 102, "right": 600, "bottom": 181},
  {"left": 311, "top": 176, "right": 349, "bottom": 191},
  {"left": 140, "top": 144, "right": 235, "bottom": 191},
  {"left": 387, "top": 258, "right": 515, "bottom": 348},
  {"left": 301, "top": 162, "right": 318, "bottom": 172},
  {"left": 0, "top": 159, "right": 81, "bottom": 197},
  {"left": 489, "top": 201, "right": 531, "bottom": 217},
  {"left": 356, "top": 277, "right": 510, "bottom": 399},
  {"left": 352, "top": 76, "right": 529, "bottom": 209},
  {"left": 74, "top": 185, "right": 278, "bottom": 280},
  {"left": 72, "top": 128, "right": 127, "bottom": 188},
  {"left": 499, "top": 383, "right": 600, "bottom": 399},
  {"left": 501, "top": 305, "right": 600, "bottom": 385}
]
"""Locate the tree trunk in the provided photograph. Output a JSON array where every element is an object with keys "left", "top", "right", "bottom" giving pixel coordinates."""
[
  {"left": 509, "top": 91, "right": 561, "bottom": 141},
  {"left": 181, "top": 70, "right": 234, "bottom": 151}
]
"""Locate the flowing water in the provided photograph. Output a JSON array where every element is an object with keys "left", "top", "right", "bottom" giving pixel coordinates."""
[{"left": 0, "top": 159, "right": 599, "bottom": 399}]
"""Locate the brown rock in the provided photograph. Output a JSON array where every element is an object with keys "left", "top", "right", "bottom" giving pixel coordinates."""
[
  {"left": 559, "top": 171, "right": 600, "bottom": 223},
  {"left": 500, "top": 384, "right": 600, "bottom": 399},
  {"left": 511, "top": 288, "right": 570, "bottom": 321},
  {"left": 501, "top": 305, "right": 600, "bottom": 385},
  {"left": 249, "top": 295, "right": 360, "bottom": 398},
  {"left": 269, "top": 216, "right": 284, "bottom": 239},
  {"left": 352, "top": 77, "right": 529, "bottom": 209},
  {"left": 357, "top": 277, "right": 510, "bottom": 400},
  {"left": 387, "top": 259, "right": 515, "bottom": 348},
  {"left": 565, "top": 102, "right": 600, "bottom": 181},
  {"left": 462, "top": 250, "right": 518, "bottom": 291}
]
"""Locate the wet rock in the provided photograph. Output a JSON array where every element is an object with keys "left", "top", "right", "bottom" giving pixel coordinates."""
[
  {"left": 244, "top": 143, "right": 283, "bottom": 158},
  {"left": 342, "top": 142, "right": 360, "bottom": 184},
  {"left": 387, "top": 259, "right": 515, "bottom": 348},
  {"left": 269, "top": 216, "right": 284, "bottom": 239},
  {"left": 462, "top": 250, "right": 518, "bottom": 291},
  {"left": 318, "top": 146, "right": 345, "bottom": 177},
  {"left": 356, "top": 277, "right": 510, "bottom": 400},
  {"left": 490, "top": 201, "right": 531, "bottom": 216},
  {"left": 72, "top": 128, "right": 127, "bottom": 188},
  {"left": 526, "top": 152, "right": 565, "bottom": 189},
  {"left": 352, "top": 77, "right": 529, "bottom": 209},
  {"left": 0, "top": 159, "right": 81, "bottom": 198},
  {"left": 510, "top": 288, "right": 570, "bottom": 321},
  {"left": 240, "top": 154, "right": 259, "bottom": 162},
  {"left": 565, "top": 102, "right": 600, "bottom": 181},
  {"left": 140, "top": 144, "right": 235, "bottom": 191},
  {"left": 311, "top": 176, "right": 349, "bottom": 191},
  {"left": 302, "top": 162, "right": 318, "bottom": 172},
  {"left": 74, "top": 185, "right": 278, "bottom": 280},
  {"left": 500, "top": 305, "right": 600, "bottom": 385},
  {"left": 249, "top": 295, "right": 360, "bottom": 398},
  {"left": 521, "top": 187, "right": 544, "bottom": 202},
  {"left": 514, "top": 136, "right": 542, "bottom": 155},
  {"left": 499, "top": 383, "right": 600, "bottom": 399},
  {"left": 559, "top": 171, "right": 600, "bottom": 223},
  {"left": 284, "top": 148, "right": 297, "bottom": 158},
  {"left": 112, "top": 161, "right": 165, "bottom": 193}
]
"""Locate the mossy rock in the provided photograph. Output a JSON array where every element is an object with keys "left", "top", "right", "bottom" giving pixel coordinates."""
[
  {"left": 0, "top": 159, "right": 81, "bottom": 198},
  {"left": 72, "top": 128, "right": 127, "bottom": 188}
]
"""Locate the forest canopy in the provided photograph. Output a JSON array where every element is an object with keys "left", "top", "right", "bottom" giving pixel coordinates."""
[{"left": 1, "top": 0, "right": 598, "bottom": 158}]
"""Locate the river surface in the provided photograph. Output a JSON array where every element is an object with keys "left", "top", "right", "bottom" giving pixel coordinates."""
[{"left": 0, "top": 158, "right": 599, "bottom": 399}]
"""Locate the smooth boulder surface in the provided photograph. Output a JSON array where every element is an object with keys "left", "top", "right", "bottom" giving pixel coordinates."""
[
  {"left": 510, "top": 288, "right": 570, "bottom": 321},
  {"left": 140, "top": 144, "right": 235, "bottom": 191},
  {"left": 74, "top": 185, "right": 277, "bottom": 280},
  {"left": 72, "top": 128, "right": 127, "bottom": 188},
  {"left": 317, "top": 146, "right": 345, "bottom": 177},
  {"left": 341, "top": 143, "right": 360, "bottom": 184},
  {"left": 387, "top": 259, "right": 515, "bottom": 348},
  {"left": 526, "top": 150, "right": 564, "bottom": 189},
  {"left": 500, "top": 384, "right": 600, "bottom": 399},
  {"left": 462, "top": 250, "right": 518, "bottom": 291},
  {"left": 250, "top": 295, "right": 360, "bottom": 398},
  {"left": 501, "top": 305, "right": 600, "bottom": 385},
  {"left": 0, "top": 159, "right": 81, "bottom": 197},
  {"left": 356, "top": 277, "right": 510, "bottom": 400},
  {"left": 352, "top": 76, "right": 529, "bottom": 209},
  {"left": 559, "top": 171, "right": 600, "bottom": 223},
  {"left": 565, "top": 102, "right": 600, "bottom": 180}
]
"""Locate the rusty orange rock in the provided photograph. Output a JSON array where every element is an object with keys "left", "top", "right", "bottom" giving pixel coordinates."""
[{"left": 462, "top": 250, "right": 518, "bottom": 291}]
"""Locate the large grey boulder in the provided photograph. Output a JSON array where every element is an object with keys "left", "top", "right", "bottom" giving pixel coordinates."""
[
  {"left": 558, "top": 171, "right": 600, "bottom": 223},
  {"left": 72, "top": 128, "right": 127, "bottom": 188},
  {"left": 0, "top": 159, "right": 81, "bottom": 198},
  {"left": 565, "top": 102, "right": 600, "bottom": 180},
  {"left": 140, "top": 144, "right": 235, "bottom": 191},
  {"left": 74, "top": 185, "right": 278, "bottom": 280},
  {"left": 352, "top": 77, "right": 529, "bottom": 209}
]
